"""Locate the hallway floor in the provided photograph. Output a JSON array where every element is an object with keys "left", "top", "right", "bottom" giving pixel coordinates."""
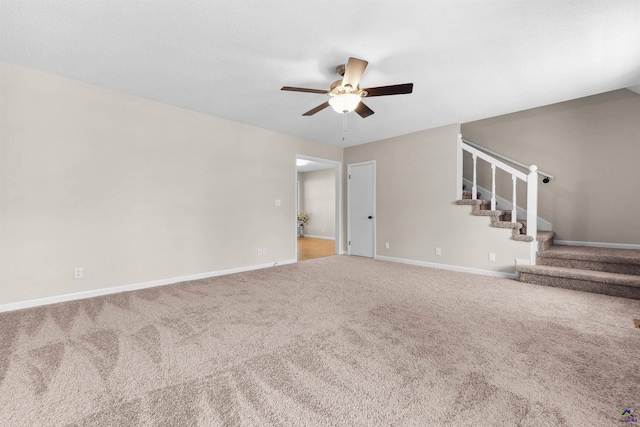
[{"left": 297, "top": 237, "right": 335, "bottom": 261}]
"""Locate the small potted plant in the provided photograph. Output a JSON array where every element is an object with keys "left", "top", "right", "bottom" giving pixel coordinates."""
[{"left": 297, "top": 211, "right": 309, "bottom": 237}]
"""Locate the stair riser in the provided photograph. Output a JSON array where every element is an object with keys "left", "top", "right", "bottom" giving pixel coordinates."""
[
  {"left": 539, "top": 238, "right": 554, "bottom": 252},
  {"left": 538, "top": 258, "right": 640, "bottom": 276},
  {"left": 518, "top": 273, "right": 640, "bottom": 300},
  {"left": 471, "top": 204, "right": 491, "bottom": 213}
]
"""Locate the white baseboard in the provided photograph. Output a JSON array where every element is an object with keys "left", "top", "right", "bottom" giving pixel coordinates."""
[
  {"left": 300, "top": 235, "right": 335, "bottom": 240},
  {"left": 554, "top": 240, "right": 640, "bottom": 250},
  {"left": 0, "top": 259, "right": 297, "bottom": 313},
  {"left": 374, "top": 255, "right": 517, "bottom": 279}
]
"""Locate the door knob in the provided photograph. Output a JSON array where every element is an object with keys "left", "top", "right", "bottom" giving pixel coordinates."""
[{"left": 368, "top": 216, "right": 373, "bottom": 219}]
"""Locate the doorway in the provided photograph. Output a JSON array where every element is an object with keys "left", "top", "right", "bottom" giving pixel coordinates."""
[
  {"left": 295, "top": 155, "right": 342, "bottom": 261},
  {"left": 347, "top": 161, "right": 375, "bottom": 257}
]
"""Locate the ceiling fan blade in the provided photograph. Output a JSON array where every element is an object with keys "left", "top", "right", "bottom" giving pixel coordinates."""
[
  {"left": 354, "top": 102, "right": 375, "bottom": 118},
  {"left": 281, "top": 86, "right": 328, "bottom": 94},
  {"left": 341, "top": 57, "right": 368, "bottom": 89},
  {"left": 302, "top": 101, "right": 330, "bottom": 116},
  {"left": 363, "top": 83, "right": 413, "bottom": 97}
]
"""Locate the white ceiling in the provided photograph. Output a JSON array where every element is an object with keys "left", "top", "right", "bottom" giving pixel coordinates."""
[{"left": 2, "top": 1, "right": 639, "bottom": 147}]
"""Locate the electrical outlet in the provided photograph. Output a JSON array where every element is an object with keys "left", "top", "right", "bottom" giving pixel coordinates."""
[
  {"left": 257, "top": 248, "right": 263, "bottom": 256},
  {"left": 263, "top": 247, "right": 267, "bottom": 255},
  {"left": 74, "top": 268, "right": 83, "bottom": 279},
  {"left": 385, "top": 242, "right": 390, "bottom": 249},
  {"left": 435, "top": 247, "right": 442, "bottom": 256},
  {"left": 489, "top": 253, "right": 496, "bottom": 262}
]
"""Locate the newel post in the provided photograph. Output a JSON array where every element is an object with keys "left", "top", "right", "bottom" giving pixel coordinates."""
[{"left": 527, "top": 165, "right": 539, "bottom": 263}]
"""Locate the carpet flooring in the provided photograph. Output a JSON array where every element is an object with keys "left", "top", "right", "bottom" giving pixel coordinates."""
[{"left": 1, "top": 256, "right": 639, "bottom": 426}]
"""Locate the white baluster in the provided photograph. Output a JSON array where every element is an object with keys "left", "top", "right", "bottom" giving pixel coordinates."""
[
  {"left": 511, "top": 175, "right": 517, "bottom": 223},
  {"left": 491, "top": 164, "right": 496, "bottom": 210},
  {"left": 456, "top": 134, "right": 463, "bottom": 200},
  {"left": 527, "top": 165, "right": 539, "bottom": 264},
  {"left": 472, "top": 154, "right": 477, "bottom": 200}
]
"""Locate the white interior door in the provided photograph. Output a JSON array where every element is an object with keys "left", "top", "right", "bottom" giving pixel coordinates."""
[{"left": 348, "top": 161, "right": 375, "bottom": 257}]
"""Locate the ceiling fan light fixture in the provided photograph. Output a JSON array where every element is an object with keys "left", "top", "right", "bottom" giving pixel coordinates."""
[
  {"left": 329, "top": 93, "right": 361, "bottom": 113},
  {"left": 281, "top": 57, "right": 413, "bottom": 118}
]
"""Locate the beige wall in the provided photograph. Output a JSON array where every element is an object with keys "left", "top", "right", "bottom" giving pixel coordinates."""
[
  {"left": 7, "top": 60, "right": 630, "bottom": 306},
  {"left": 298, "top": 169, "right": 335, "bottom": 238},
  {"left": 462, "top": 89, "right": 640, "bottom": 245},
  {"left": 0, "top": 62, "right": 342, "bottom": 305},
  {"left": 344, "top": 124, "right": 531, "bottom": 274}
]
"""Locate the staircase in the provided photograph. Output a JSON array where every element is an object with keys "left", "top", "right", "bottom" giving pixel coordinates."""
[
  {"left": 517, "top": 242, "right": 640, "bottom": 300},
  {"left": 456, "top": 189, "right": 535, "bottom": 242},
  {"left": 457, "top": 136, "right": 640, "bottom": 300},
  {"left": 456, "top": 188, "right": 640, "bottom": 300}
]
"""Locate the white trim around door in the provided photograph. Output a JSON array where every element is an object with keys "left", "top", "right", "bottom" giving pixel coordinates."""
[{"left": 295, "top": 155, "right": 343, "bottom": 259}]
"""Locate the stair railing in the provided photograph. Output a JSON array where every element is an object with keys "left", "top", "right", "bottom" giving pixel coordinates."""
[
  {"left": 462, "top": 139, "right": 554, "bottom": 181},
  {"left": 456, "top": 134, "right": 539, "bottom": 256}
]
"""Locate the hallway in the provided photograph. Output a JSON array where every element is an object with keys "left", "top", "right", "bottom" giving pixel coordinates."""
[{"left": 297, "top": 237, "right": 335, "bottom": 261}]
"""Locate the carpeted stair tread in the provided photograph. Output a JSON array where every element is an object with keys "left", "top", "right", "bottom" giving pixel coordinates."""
[
  {"left": 518, "top": 220, "right": 527, "bottom": 232},
  {"left": 455, "top": 199, "right": 487, "bottom": 206},
  {"left": 473, "top": 209, "right": 504, "bottom": 217},
  {"left": 540, "top": 245, "right": 640, "bottom": 265},
  {"left": 517, "top": 264, "right": 640, "bottom": 299},
  {"left": 491, "top": 220, "right": 522, "bottom": 229},
  {"left": 537, "top": 244, "right": 640, "bottom": 275},
  {"left": 537, "top": 231, "right": 555, "bottom": 243},
  {"left": 512, "top": 234, "right": 534, "bottom": 242},
  {"left": 517, "top": 265, "right": 640, "bottom": 287}
]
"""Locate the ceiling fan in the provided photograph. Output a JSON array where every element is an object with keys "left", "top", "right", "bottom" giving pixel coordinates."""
[{"left": 281, "top": 57, "right": 413, "bottom": 118}]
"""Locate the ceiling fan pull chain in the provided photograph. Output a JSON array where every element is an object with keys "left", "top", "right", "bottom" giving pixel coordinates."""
[{"left": 343, "top": 112, "right": 347, "bottom": 142}]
